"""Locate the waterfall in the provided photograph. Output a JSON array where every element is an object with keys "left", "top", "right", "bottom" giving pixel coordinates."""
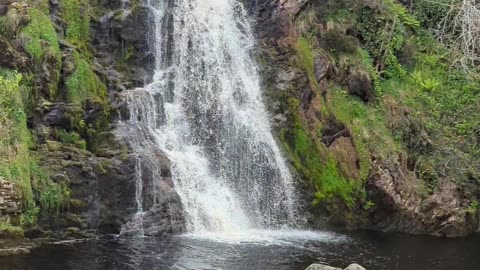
[{"left": 120, "top": 0, "right": 300, "bottom": 235}]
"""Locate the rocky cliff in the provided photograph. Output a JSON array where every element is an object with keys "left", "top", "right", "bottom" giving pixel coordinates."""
[
  {"left": 0, "top": 0, "right": 183, "bottom": 240},
  {"left": 0, "top": 0, "right": 479, "bottom": 243},
  {"left": 250, "top": 0, "right": 480, "bottom": 237}
]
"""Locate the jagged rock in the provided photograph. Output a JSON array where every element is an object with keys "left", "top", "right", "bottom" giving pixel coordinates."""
[
  {"left": 140, "top": 181, "right": 186, "bottom": 236},
  {"left": 305, "top": 264, "right": 341, "bottom": 270},
  {"left": 0, "top": 178, "right": 22, "bottom": 215},
  {"left": 0, "top": 38, "right": 26, "bottom": 70},
  {"left": 314, "top": 55, "right": 330, "bottom": 82},
  {"left": 344, "top": 264, "right": 367, "bottom": 270},
  {"left": 366, "top": 159, "right": 478, "bottom": 237},
  {"left": 273, "top": 113, "right": 288, "bottom": 127}
]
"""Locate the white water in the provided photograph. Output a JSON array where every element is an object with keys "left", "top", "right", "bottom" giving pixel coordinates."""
[{"left": 120, "top": 0, "right": 301, "bottom": 235}]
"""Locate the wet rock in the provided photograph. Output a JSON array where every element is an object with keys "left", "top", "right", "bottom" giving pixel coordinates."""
[
  {"left": 305, "top": 264, "right": 341, "bottom": 270},
  {"left": 273, "top": 113, "right": 288, "bottom": 127},
  {"left": 344, "top": 264, "right": 367, "bottom": 270},
  {"left": 140, "top": 181, "right": 186, "bottom": 236},
  {"left": 0, "top": 247, "right": 30, "bottom": 257},
  {"left": 94, "top": 4, "right": 155, "bottom": 87}
]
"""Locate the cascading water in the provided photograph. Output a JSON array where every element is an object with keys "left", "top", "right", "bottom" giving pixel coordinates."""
[{"left": 120, "top": 0, "right": 300, "bottom": 235}]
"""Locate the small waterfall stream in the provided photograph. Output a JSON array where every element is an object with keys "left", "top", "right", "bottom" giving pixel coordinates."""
[{"left": 120, "top": 0, "right": 299, "bottom": 235}]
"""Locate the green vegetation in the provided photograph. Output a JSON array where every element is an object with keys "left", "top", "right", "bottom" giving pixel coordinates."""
[
  {"left": 19, "top": 8, "right": 62, "bottom": 99},
  {"left": 65, "top": 51, "right": 107, "bottom": 106},
  {"left": 62, "top": 0, "right": 90, "bottom": 46},
  {"left": 295, "top": 38, "right": 320, "bottom": 90},
  {"left": 55, "top": 129, "right": 87, "bottom": 149},
  {"left": 280, "top": 0, "right": 480, "bottom": 212},
  {"left": 20, "top": 9, "right": 60, "bottom": 61},
  {"left": 0, "top": 71, "right": 35, "bottom": 206},
  {"left": 0, "top": 70, "right": 70, "bottom": 230},
  {"left": 0, "top": 221, "right": 24, "bottom": 239}
]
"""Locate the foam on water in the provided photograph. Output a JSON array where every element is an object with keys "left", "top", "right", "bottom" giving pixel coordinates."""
[{"left": 180, "top": 230, "right": 348, "bottom": 246}]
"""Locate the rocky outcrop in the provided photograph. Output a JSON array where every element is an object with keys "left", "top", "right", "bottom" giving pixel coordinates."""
[
  {"left": 0, "top": 0, "right": 184, "bottom": 240},
  {"left": 0, "top": 179, "right": 22, "bottom": 216},
  {"left": 366, "top": 160, "right": 478, "bottom": 237}
]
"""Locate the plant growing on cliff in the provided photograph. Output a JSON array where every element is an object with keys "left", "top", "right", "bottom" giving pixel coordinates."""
[
  {"left": 436, "top": 0, "right": 480, "bottom": 75},
  {"left": 62, "top": 0, "right": 90, "bottom": 46},
  {"left": 19, "top": 8, "right": 60, "bottom": 61},
  {"left": 66, "top": 52, "right": 107, "bottom": 106},
  {"left": 0, "top": 71, "right": 34, "bottom": 206}
]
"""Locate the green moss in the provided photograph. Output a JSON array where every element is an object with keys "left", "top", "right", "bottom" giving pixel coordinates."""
[
  {"left": 19, "top": 8, "right": 62, "bottom": 99},
  {"left": 20, "top": 9, "right": 60, "bottom": 61},
  {"left": 65, "top": 52, "right": 107, "bottom": 106},
  {"left": 62, "top": 0, "right": 90, "bottom": 46},
  {"left": 279, "top": 97, "right": 359, "bottom": 208}
]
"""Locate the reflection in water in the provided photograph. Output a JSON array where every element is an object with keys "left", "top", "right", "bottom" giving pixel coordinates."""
[{"left": 2, "top": 231, "right": 480, "bottom": 270}]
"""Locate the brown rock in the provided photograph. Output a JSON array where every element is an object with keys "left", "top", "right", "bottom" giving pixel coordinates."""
[{"left": 347, "top": 69, "right": 374, "bottom": 102}]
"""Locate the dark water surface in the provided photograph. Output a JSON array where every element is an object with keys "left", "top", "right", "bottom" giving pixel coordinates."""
[{"left": 1, "top": 229, "right": 479, "bottom": 270}]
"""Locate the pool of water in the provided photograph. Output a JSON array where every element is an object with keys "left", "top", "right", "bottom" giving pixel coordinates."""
[{"left": 1, "top": 229, "right": 480, "bottom": 270}]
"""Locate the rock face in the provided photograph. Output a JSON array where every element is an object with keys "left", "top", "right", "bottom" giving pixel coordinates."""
[
  {"left": 250, "top": 0, "right": 479, "bottom": 236},
  {"left": 366, "top": 160, "right": 478, "bottom": 237},
  {"left": 0, "top": 0, "right": 184, "bottom": 239},
  {"left": 0, "top": 179, "right": 22, "bottom": 216}
]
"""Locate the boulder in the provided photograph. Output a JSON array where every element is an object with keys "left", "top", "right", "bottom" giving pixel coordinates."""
[
  {"left": 345, "top": 264, "right": 367, "bottom": 270},
  {"left": 305, "top": 264, "right": 341, "bottom": 270}
]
